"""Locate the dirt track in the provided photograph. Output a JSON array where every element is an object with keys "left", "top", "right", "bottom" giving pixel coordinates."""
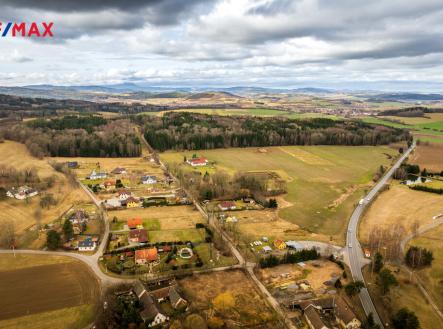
[{"left": 0, "top": 261, "right": 99, "bottom": 320}]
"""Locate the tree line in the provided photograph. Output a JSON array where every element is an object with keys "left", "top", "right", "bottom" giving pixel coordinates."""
[
  {"left": 139, "top": 112, "right": 410, "bottom": 151},
  {"left": 259, "top": 248, "right": 319, "bottom": 268},
  {"left": 1, "top": 117, "right": 142, "bottom": 158}
]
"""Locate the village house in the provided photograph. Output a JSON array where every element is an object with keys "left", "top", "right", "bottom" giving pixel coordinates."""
[
  {"left": 127, "top": 218, "right": 143, "bottom": 230},
  {"left": 111, "top": 167, "right": 127, "bottom": 175},
  {"left": 78, "top": 237, "right": 96, "bottom": 251},
  {"left": 186, "top": 157, "right": 208, "bottom": 167},
  {"left": 150, "top": 284, "right": 188, "bottom": 310},
  {"left": 133, "top": 281, "right": 168, "bottom": 327},
  {"left": 88, "top": 169, "right": 107, "bottom": 180},
  {"left": 274, "top": 239, "right": 287, "bottom": 250},
  {"left": 135, "top": 247, "right": 158, "bottom": 265},
  {"left": 304, "top": 304, "right": 330, "bottom": 329},
  {"left": 7, "top": 186, "right": 38, "bottom": 200},
  {"left": 117, "top": 190, "right": 131, "bottom": 201},
  {"left": 123, "top": 197, "right": 139, "bottom": 208},
  {"left": 103, "top": 180, "right": 116, "bottom": 190},
  {"left": 141, "top": 175, "right": 157, "bottom": 185},
  {"left": 218, "top": 201, "right": 237, "bottom": 211},
  {"left": 334, "top": 297, "right": 361, "bottom": 329},
  {"left": 69, "top": 209, "right": 89, "bottom": 224},
  {"left": 128, "top": 229, "right": 148, "bottom": 244}
]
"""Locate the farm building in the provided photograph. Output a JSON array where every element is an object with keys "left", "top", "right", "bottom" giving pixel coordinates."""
[
  {"left": 127, "top": 218, "right": 143, "bottom": 229},
  {"left": 186, "top": 157, "right": 208, "bottom": 167},
  {"left": 274, "top": 239, "right": 287, "bottom": 250},
  {"left": 304, "top": 304, "right": 330, "bottom": 329},
  {"left": 135, "top": 247, "right": 158, "bottom": 265},
  {"left": 88, "top": 169, "right": 107, "bottom": 180},
  {"left": 117, "top": 190, "right": 131, "bottom": 201},
  {"left": 103, "top": 180, "right": 115, "bottom": 190},
  {"left": 133, "top": 281, "right": 169, "bottom": 326},
  {"left": 218, "top": 201, "right": 237, "bottom": 211},
  {"left": 141, "top": 175, "right": 157, "bottom": 185},
  {"left": 7, "top": 186, "right": 38, "bottom": 200},
  {"left": 128, "top": 229, "right": 148, "bottom": 244},
  {"left": 334, "top": 297, "right": 361, "bottom": 329},
  {"left": 111, "top": 167, "right": 127, "bottom": 175},
  {"left": 151, "top": 285, "right": 188, "bottom": 310},
  {"left": 78, "top": 237, "right": 96, "bottom": 251}
]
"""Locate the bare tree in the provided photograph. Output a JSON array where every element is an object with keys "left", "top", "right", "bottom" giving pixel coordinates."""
[{"left": 0, "top": 219, "right": 16, "bottom": 248}]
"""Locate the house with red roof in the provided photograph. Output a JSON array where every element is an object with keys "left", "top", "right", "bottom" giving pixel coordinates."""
[
  {"left": 129, "top": 229, "right": 148, "bottom": 244},
  {"left": 135, "top": 247, "right": 158, "bottom": 265},
  {"left": 186, "top": 157, "right": 208, "bottom": 167},
  {"left": 218, "top": 201, "right": 237, "bottom": 211},
  {"left": 127, "top": 218, "right": 143, "bottom": 229}
]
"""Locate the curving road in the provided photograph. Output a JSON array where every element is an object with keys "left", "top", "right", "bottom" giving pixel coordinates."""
[{"left": 346, "top": 141, "right": 415, "bottom": 328}]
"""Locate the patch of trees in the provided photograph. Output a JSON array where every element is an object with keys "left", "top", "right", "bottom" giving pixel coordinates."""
[
  {"left": 46, "top": 230, "right": 61, "bottom": 250},
  {"left": 29, "top": 115, "right": 107, "bottom": 133},
  {"left": 378, "top": 106, "right": 443, "bottom": 118},
  {"left": 344, "top": 280, "right": 365, "bottom": 297},
  {"left": 392, "top": 308, "right": 420, "bottom": 329},
  {"left": 1, "top": 119, "right": 141, "bottom": 158},
  {"left": 141, "top": 112, "right": 410, "bottom": 151},
  {"left": 259, "top": 248, "right": 319, "bottom": 268},
  {"left": 409, "top": 184, "right": 443, "bottom": 195},
  {"left": 405, "top": 246, "right": 433, "bottom": 268},
  {"left": 377, "top": 268, "right": 398, "bottom": 295}
]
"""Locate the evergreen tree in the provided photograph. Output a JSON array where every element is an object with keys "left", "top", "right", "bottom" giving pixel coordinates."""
[
  {"left": 46, "top": 230, "right": 61, "bottom": 250},
  {"left": 63, "top": 219, "right": 74, "bottom": 241},
  {"left": 373, "top": 252, "right": 384, "bottom": 273},
  {"left": 377, "top": 268, "right": 398, "bottom": 295},
  {"left": 392, "top": 308, "right": 419, "bottom": 329}
]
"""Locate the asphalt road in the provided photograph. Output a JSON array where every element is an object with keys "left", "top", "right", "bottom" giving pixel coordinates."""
[{"left": 346, "top": 142, "right": 415, "bottom": 329}]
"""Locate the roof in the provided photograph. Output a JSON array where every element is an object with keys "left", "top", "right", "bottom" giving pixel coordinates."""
[
  {"left": 219, "top": 201, "right": 236, "bottom": 208},
  {"left": 304, "top": 305, "right": 329, "bottom": 329},
  {"left": 274, "top": 239, "right": 286, "bottom": 247},
  {"left": 126, "top": 197, "right": 138, "bottom": 203},
  {"left": 334, "top": 297, "right": 357, "bottom": 324},
  {"left": 104, "top": 180, "right": 115, "bottom": 186},
  {"left": 188, "top": 157, "right": 208, "bottom": 163},
  {"left": 135, "top": 247, "right": 158, "bottom": 262},
  {"left": 129, "top": 229, "right": 148, "bottom": 243},
  {"left": 127, "top": 218, "right": 142, "bottom": 228},
  {"left": 70, "top": 209, "right": 87, "bottom": 220},
  {"left": 141, "top": 175, "right": 157, "bottom": 180},
  {"left": 139, "top": 293, "right": 160, "bottom": 321},
  {"left": 263, "top": 246, "right": 272, "bottom": 252},
  {"left": 112, "top": 167, "right": 126, "bottom": 173},
  {"left": 300, "top": 298, "right": 334, "bottom": 311},
  {"left": 134, "top": 280, "right": 147, "bottom": 298},
  {"left": 118, "top": 189, "right": 131, "bottom": 196},
  {"left": 169, "top": 285, "right": 185, "bottom": 306},
  {"left": 151, "top": 286, "right": 170, "bottom": 300},
  {"left": 79, "top": 238, "right": 94, "bottom": 248}
]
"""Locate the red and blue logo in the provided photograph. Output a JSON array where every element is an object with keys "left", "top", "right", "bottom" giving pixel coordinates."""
[{"left": 0, "top": 22, "right": 54, "bottom": 37}]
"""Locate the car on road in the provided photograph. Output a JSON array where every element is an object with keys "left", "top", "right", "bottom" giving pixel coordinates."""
[
  {"left": 359, "top": 199, "right": 364, "bottom": 205},
  {"left": 348, "top": 243, "right": 352, "bottom": 248}
]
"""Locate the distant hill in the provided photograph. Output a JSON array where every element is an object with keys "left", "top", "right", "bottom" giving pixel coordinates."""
[
  {"left": 186, "top": 91, "right": 242, "bottom": 100},
  {"left": 369, "top": 93, "right": 443, "bottom": 102}
]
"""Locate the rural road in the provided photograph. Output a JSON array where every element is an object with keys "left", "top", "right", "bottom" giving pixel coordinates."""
[{"left": 346, "top": 141, "right": 415, "bottom": 329}]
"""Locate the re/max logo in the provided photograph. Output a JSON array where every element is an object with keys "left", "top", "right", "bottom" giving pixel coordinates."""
[{"left": 0, "top": 22, "right": 54, "bottom": 37}]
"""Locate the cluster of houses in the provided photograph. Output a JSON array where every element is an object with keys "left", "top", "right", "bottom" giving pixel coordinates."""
[
  {"left": 294, "top": 297, "right": 361, "bottom": 329},
  {"left": 133, "top": 279, "right": 188, "bottom": 327},
  {"left": 6, "top": 186, "right": 38, "bottom": 200}
]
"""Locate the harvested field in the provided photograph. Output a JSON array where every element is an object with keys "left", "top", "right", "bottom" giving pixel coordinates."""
[
  {"left": 409, "top": 143, "right": 443, "bottom": 172},
  {"left": 0, "top": 258, "right": 99, "bottom": 322},
  {"left": 359, "top": 184, "right": 443, "bottom": 244}
]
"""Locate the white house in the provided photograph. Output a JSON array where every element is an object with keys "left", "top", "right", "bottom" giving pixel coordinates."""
[
  {"left": 89, "top": 169, "right": 107, "bottom": 180},
  {"left": 141, "top": 175, "right": 157, "bottom": 185},
  {"left": 117, "top": 190, "right": 131, "bottom": 201},
  {"left": 7, "top": 186, "right": 38, "bottom": 200},
  {"left": 78, "top": 238, "right": 96, "bottom": 251}
]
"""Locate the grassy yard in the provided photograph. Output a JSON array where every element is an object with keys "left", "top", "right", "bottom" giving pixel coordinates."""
[
  {"left": 162, "top": 145, "right": 398, "bottom": 244},
  {"left": 149, "top": 228, "right": 206, "bottom": 243}
]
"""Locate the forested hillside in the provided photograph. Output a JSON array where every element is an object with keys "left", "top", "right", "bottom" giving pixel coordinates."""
[
  {"left": 139, "top": 112, "right": 410, "bottom": 151},
  {"left": 1, "top": 116, "right": 141, "bottom": 158}
]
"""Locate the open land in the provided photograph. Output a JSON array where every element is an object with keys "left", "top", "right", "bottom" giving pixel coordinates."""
[
  {"left": 359, "top": 183, "right": 443, "bottom": 244},
  {"left": 409, "top": 143, "right": 443, "bottom": 172},
  {"left": 161, "top": 145, "right": 399, "bottom": 244},
  {"left": 0, "top": 254, "right": 99, "bottom": 328},
  {"left": 180, "top": 270, "right": 279, "bottom": 328}
]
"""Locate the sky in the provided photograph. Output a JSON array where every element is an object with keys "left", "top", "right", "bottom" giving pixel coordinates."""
[{"left": 1, "top": 0, "right": 443, "bottom": 91}]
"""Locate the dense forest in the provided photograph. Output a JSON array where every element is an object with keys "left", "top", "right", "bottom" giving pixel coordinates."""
[
  {"left": 378, "top": 106, "right": 443, "bottom": 117},
  {"left": 138, "top": 112, "right": 410, "bottom": 151},
  {"left": 1, "top": 117, "right": 142, "bottom": 158}
]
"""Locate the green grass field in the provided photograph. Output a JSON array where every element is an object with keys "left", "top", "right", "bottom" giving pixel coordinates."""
[
  {"left": 161, "top": 145, "right": 398, "bottom": 243},
  {"left": 149, "top": 228, "right": 206, "bottom": 243}
]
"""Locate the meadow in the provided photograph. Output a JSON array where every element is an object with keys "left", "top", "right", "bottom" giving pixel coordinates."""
[
  {"left": 409, "top": 143, "right": 443, "bottom": 172},
  {"left": 161, "top": 145, "right": 398, "bottom": 244}
]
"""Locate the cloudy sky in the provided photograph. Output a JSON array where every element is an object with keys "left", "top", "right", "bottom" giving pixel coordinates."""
[{"left": 1, "top": 0, "right": 443, "bottom": 91}]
